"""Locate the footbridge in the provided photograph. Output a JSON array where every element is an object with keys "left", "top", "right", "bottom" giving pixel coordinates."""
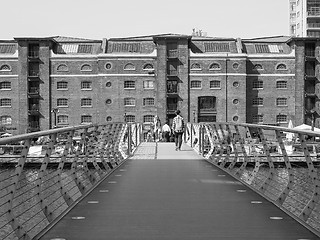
[{"left": 0, "top": 122, "right": 320, "bottom": 239}]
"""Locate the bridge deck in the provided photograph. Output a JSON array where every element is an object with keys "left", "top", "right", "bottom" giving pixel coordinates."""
[{"left": 40, "top": 143, "right": 319, "bottom": 240}]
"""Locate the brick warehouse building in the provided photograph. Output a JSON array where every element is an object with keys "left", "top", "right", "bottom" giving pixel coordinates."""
[{"left": 0, "top": 34, "right": 318, "bottom": 135}]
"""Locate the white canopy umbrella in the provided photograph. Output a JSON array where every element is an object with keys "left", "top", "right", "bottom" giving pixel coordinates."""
[
  {"left": 285, "top": 120, "right": 294, "bottom": 141},
  {"left": 0, "top": 133, "right": 12, "bottom": 137},
  {"left": 293, "top": 124, "right": 320, "bottom": 133}
]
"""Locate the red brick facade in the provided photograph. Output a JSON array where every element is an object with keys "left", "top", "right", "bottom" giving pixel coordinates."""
[{"left": 0, "top": 34, "right": 315, "bottom": 135}]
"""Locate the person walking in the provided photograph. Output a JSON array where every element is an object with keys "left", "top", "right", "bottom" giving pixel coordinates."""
[
  {"left": 162, "top": 121, "right": 171, "bottom": 142},
  {"left": 172, "top": 110, "right": 184, "bottom": 151}
]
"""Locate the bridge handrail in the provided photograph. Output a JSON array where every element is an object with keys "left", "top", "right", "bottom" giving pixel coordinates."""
[
  {"left": 185, "top": 122, "right": 320, "bottom": 237},
  {"left": 0, "top": 122, "right": 141, "bottom": 240}
]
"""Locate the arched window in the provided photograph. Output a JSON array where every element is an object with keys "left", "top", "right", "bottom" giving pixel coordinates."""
[
  {"left": 81, "top": 64, "right": 92, "bottom": 71},
  {"left": 124, "top": 63, "right": 135, "bottom": 70},
  {"left": 253, "top": 64, "right": 263, "bottom": 70},
  {"left": 209, "top": 63, "right": 221, "bottom": 70},
  {"left": 57, "top": 64, "right": 68, "bottom": 72},
  {"left": 0, "top": 64, "right": 11, "bottom": 71},
  {"left": 191, "top": 63, "right": 201, "bottom": 70},
  {"left": 143, "top": 64, "right": 154, "bottom": 70},
  {"left": 276, "top": 63, "right": 287, "bottom": 70}
]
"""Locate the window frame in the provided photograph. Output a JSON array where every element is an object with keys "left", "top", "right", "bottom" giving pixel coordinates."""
[
  {"left": 0, "top": 81, "right": 11, "bottom": 90},
  {"left": 57, "top": 98, "right": 68, "bottom": 107},
  {"left": 124, "top": 98, "right": 136, "bottom": 106},
  {"left": 276, "top": 98, "right": 287, "bottom": 106},
  {"left": 57, "top": 115, "right": 69, "bottom": 124},
  {"left": 252, "top": 80, "right": 263, "bottom": 89},
  {"left": 143, "top": 98, "right": 155, "bottom": 106},
  {"left": 81, "top": 98, "right": 92, "bottom": 107},
  {"left": 81, "top": 81, "right": 92, "bottom": 90},
  {"left": 143, "top": 80, "right": 154, "bottom": 89},
  {"left": 276, "top": 80, "right": 287, "bottom": 89},
  {"left": 252, "top": 97, "right": 263, "bottom": 106},
  {"left": 81, "top": 115, "right": 92, "bottom": 124},
  {"left": 210, "top": 80, "right": 221, "bottom": 89},
  {"left": 124, "top": 80, "right": 135, "bottom": 89},
  {"left": 57, "top": 81, "right": 68, "bottom": 90},
  {"left": 0, "top": 98, "right": 11, "bottom": 107},
  {"left": 190, "top": 80, "right": 202, "bottom": 89}
]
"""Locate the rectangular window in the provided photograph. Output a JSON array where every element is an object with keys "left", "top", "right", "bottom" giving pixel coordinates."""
[
  {"left": 143, "top": 115, "right": 154, "bottom": 123},
  {"left": 276, "top": 98, "right": 287, "bottom": 106},
  {"left": 0, "top": 116, "right": 12, "bottom": 124},
  {"left": 125, "top": 115, "right": 135, "bottom": 123},
  {"left": 276, "top": 115, "right": 287, "bottom": 123},
  {"left": 252, "top": 115, "right": 263, "bottom": 123},
  {"left": 191, "top": 81, "right": 202, "bottom": 89},
  {"left": 143, "top": 80, "right": 154, "bottom": 89},
  {"left": 252, "top": 98, "right": 263, "bottom": 106},
  {"left": 210, "top": 80, "right": 221, "bottom": 89},
  {"left": 57, "top": 98, "right": 68, "bottom": 107},
  {"left": 0, "top": 82, "right": 11, "bottom": 90},
  {"left": 81, "top": 98, "right": 92, "bottom": 107},
  {"left": 124, "top": 98, "right": 135, "bottom": 106},
  {"left": 0, "top": 99, "right": 11, "bottom": 107},
  {"left": 124, "top": 81, "right": 135, "bottom": 89},
  {"left": 255, "top": 44, "right": 270, "bottom": 53},
  {"left": 81, "top": 81, "right": 92, "bottom": 90},
  {"left": 57, "top": 115, "right": 68, "bottom": 124},
  {"left": 204, "top": 42, "right": 230, "bottom": 52},
  {"left": 276, "top": 81, "right": 287, "bottom": 89},
  {"left": 57, "top": 81, "right": 68, "bottom": 89},
  {"left": 143, "top": 98, "right": 155, "bottom": 106},
  {"left": 252, "top": 80, "right": 263, "bottom": 89},
  {"left": 81, "top": 115, "right": 92, "bottom": 124}
]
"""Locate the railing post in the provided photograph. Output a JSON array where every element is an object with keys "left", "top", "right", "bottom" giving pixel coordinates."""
[
  {"left": 127, "top": 123, "right": 132, "bottom": 156},
  {"left": 190, "top": 123, "right": 193, "bottom": 147},
  {"left": 199, "top": 124, "right": 202, "bottom": 155},
  {"left": 7, "top": 139, "right": 31, "bottom": 240}
]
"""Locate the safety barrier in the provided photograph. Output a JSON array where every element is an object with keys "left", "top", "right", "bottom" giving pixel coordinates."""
[
  {"left": 185, "top": 122, "right": 320, "bottom": 236},
  {"left": 0, "top": 122, "right": 141, "bottom": 240}
]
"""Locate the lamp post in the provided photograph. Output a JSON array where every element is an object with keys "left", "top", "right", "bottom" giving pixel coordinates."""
[{"left": 51, "top": 108, "right": 59, "bottom": 128}]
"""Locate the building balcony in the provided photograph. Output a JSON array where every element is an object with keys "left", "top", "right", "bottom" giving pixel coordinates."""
[
  {"left": 28, "top": 70, "right": 40, "bottom": 78},
  {"left": 167, "top": 70, "right": 178, "bottom": 77},
  {"left": 167, "top": 50, "right": 178, "bottom": 59},
  {"left": 28, "top": 122, "right": 40, "bottom": 132},
  {"left": 28, "top": 105, "right": 40, "bottom": 115},
  {"left": 28, "top": 87, "right": 40, "bottom": 98},
  {"left": 28, "top": 51, "right": 40, "bottom": 61},
  {"left": 167, "top": 103, "right": 177, "bottom": 112}
]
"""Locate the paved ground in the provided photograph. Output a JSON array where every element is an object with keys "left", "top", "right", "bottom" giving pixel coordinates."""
[{"left": 39, "top": 142, "right": 319, "bottom": 240}]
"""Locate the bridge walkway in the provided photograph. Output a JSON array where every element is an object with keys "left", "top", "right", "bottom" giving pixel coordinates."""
[{"left": 39, "top": 142, "right": 319, "bottom": 240}]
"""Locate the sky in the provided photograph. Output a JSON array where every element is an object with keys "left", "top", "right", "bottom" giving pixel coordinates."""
[{"left": 1, "top": 0, "right": 289, "bottom": 40}]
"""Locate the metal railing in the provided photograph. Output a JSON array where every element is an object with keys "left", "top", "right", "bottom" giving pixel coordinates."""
[
  {"left": 185, "top": 122, "right": 320, "bottom": 237},
  {"left": 0, "top": 122, "right": 142, "bottom": 240}
]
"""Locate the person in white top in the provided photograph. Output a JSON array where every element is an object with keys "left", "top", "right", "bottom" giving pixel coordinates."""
[{"left": 162, "top": 121, "right": 171, "bottom": 142}]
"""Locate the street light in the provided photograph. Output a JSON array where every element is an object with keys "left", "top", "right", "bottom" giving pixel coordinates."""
[{"left": 51, "top": 108, "right": 59, "bottom": 128}]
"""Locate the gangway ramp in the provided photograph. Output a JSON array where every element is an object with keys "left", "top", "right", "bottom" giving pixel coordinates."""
[{"left": 39, "top": 142, "right": 319, "bottom": 240}]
